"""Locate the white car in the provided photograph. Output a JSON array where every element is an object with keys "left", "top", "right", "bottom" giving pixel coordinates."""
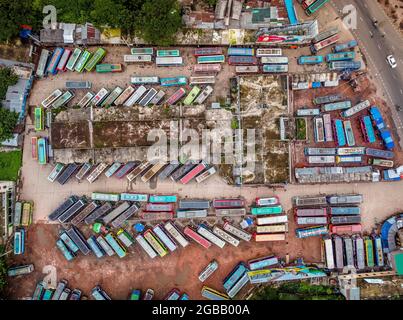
[{"left": 387, "top": 55, "right": 397, "bottom": 68}]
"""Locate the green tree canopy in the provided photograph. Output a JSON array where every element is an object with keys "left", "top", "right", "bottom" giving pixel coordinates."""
[
  {"left": 0, "top": 67, "right": 19, "bottom": 100},
  {"left": 0, "top": 108, "right": 19, "bottom": 142}
]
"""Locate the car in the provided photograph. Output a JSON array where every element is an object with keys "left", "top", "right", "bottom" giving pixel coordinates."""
[
  {"left": 387, "top": 55, "right": 397, "bottom": 68},
  {"left": 130, "top": 289, "right": 141, "bottom": 300},
  {"left": 143, "top": 288, "right": 154, "bottom": 300}
]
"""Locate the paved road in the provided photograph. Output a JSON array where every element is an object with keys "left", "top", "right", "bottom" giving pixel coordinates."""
[{"left": 331, "top": 0, "right": 403, "bottom": 146}]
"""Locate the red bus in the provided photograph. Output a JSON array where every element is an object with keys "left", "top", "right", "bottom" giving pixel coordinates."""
[
  {"left": 194, "top": 48, "right": 223, "bottom": 56},
  {"left": 166, "top": 88, "right": 186, "bottom": 105},
  {"left": 212, "top": 199, "right": 245, "bottom": 209},
  {"left": 180, "top": 162, "right": 207, "bottom": 184},
  {"left": 31, "top": 137, "right": 38, "bottom": 159},
  {"left": 56, "top": 49, "right": 72, "bottom": 72},
  {"left": 330, "top": 224, "right": 362, "bottom": 234},
  {"left": 183, "top": 226, "right": 211, "bottom": 249}
]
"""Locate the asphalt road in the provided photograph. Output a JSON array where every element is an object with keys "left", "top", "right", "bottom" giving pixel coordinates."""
[{"left": 331, "top": 0, "right": 403, "bottom": 145}]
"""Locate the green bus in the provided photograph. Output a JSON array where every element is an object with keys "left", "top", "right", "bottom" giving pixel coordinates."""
[
  {"left": 251, "top": 205, "right": 283, "bottom": 215},
  {"left": 74, "top": 50, "right": 92, "bottom": 72},
  {"left": 85, "top": 48, "right": 106, "bottom": 72},
  {"left": 183, "top": 86, "right": 201, "bottom": 105},
  {"left": 157, "top": 49, "right": 180, "bottom": 57},
  {"left": 34, "top": 107, "right": 44, "bottom": 131},
  {"left": 131, "top": 48, "right": 154, "bottom": 55},
  {"left": 365, "top": 238, "right": 375, "bottom": 268},
  {"left": 197, "top": 55, "right": 225, "bottom": 64},
  {"left": 66, "top": 48, "right": 82, "bottom": 71}
]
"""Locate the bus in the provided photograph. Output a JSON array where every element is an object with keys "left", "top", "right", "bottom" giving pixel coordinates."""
[
  {"left": 65, "top": 227, "right": 92, "bottom": 255},
  {"left": 48, "top": 196, "right": 78, "bottom": 221},
  {"left": 198, "top": 260, "right": 218, "bottom": 282},
  {"left": 184, "top": 226, "right": 212, "bottom": 249},
  {"left": 77, "top": 92, "right": 94, "bottom": 108},
  {"left": 297, "top": 216, "right": 328, "bottom": 225},
  {"left": 156, "top": 57, "right": 183, "bottom": 66},
  {"left": 180, "top": 161, "right": 207, "bottom": 184},
  {"left": 330, "top": 215, "right": 361, "bottom": 225},
  {"left": 329, "top": 61, "right": 361, "bottom": 71},
  {"left": 125, "top": 161, "right": 148, "bottom": 181},
  {"left": 75, "top": 163, "right": 92, "bottom": 180},
  {"left": 165, "top": 289, "right": 181, "bottom": 300},
  {"left": 334, "top": 119, "right": 346, "bottom": 147},
  {"left": 333, "top": 40, "right": 358, "bottom": 52},
  {"left": 322, "top": 100, "right": 351, "bottom": 112},
  {"left": 36, "top": 49, "right": 50, "bottom": 77},
  {"left": 160, "top": 76, "right": 187, "bottom": 87},
  {"left": 298, "top": 55, "right": 323, "bottom": 65},
  {"left": 366, "top": 148, "right": 394, "bottom": 159},
  {"left": 60, "top": 232, "right": 80, "bottom": 253},
  {"left": 74, "top": 50, "right": 92, "bottom": 72},
  {"left": 91, "top": 88, "right": 109, "bottom": 107},
  {"left": 330, "top": 224, "right": 362, "bottom": 234},
  {"left": 141, "top": 212, "right": 173, "bottom": 222},
  {"left": 235, "top": 65, "right": 259, "bottom": 73},
  {"left": 52, "top": 280, "right": 67, "bottom": 300},
  {"left": 251, "top": 206, "right": 283, "bottom": 215},
  {"left": 192, "top": 86, "right": 212, "bottom": 105},
  {"left": 96, "top": 63, "right": 122, "bottom": 73},
  {"left": 101, "top": 87, "right": 123, "bottom": 107},
  {"left": 223, "top": 262, "right": 248, "bottom": 291},
  {"left": 37, "top": 138, "right": 48, "bottom": 165},
  {"left": 34, "top": 107, "right": 44, "bottom": 132},
  {"left": 304, "top": 148, "right": 337, "bottom": 156},
  {"left": 105, "top": 233, "right": 127, "bottom": 258},
  {"left": 312, "top": 34, "right": 339, "bottom": 52},
  {"left": 256, "top": 215, "right": 288, "bottom": 225},
  {"left": 201, "top": 286, "right": 229, "bottom": 300},
  {"left": 166, "top": 88, "right": 186, "bottom": 105},
  {"left": 330, "top": 206, "right": 360, "bottom": 215},
  {"left": 365, "top": 237, "right": 375, "bottom": 268},
  {"left": 189, "top": 76, "right": 215, "bottom": 86},
  {"left": 248, "top": 255, "right": 279, "bottom": 271},
  {"left": 149, "top": 90, "right": 165, "bottom": 105},
  {"left": 212, "top": 199, "right": 244, "bottom": 209},
  {"left": 255, "top": 234, "right": 286, "bottom": 242},
  {"left": 294, "top": 195, "right": 327, "bottom": 207},
  {"left": 135, "top": 234, "right": 157, "bottom": 259},
  {"left": 131, "top": 47, "right": 154, "bottom": 55},
  {"left": 116, "top": 230, "right": 134, "bottom": 248},
  {"left": 314, "top": 117, "right": 325, "bottom": 143},
  {"left": 158, "top": 162, "right": 180, "bottom": 180},
  {"left": 131, "top": 76, "right": 159, "bottom": 85},
  {"left": 212, "top": 226, "right": 240, "bottom": 247},
  {"left": 114, "top": 162, "right": 137, "bottom": 179},
  {"left": 96, "top": 235, "right": 115, "bottom": 256},
  {"left": 373, "top": 236, "right": 384, "bottom": 267},
  {"left": 228, "top": 56, "right": 258, "bottom": 65},
  {"left": 177, "top": 210, "right": 208, "bottom": 219},
  {"left": 227, "top": 47, "right": 254, "bottom": 56},
  {"left": 124, "top": 54, "right": 152, "bottom": 63},
  {"left": 197, "top": 224, "right": 226, "bottom": 249},
  {"left": 197, "top": 55, "right": 225, "bottom": 64},
  {"left": 223, "top": 222, "right": 252, "bottom": 241},
  {"left": 52, "top": 90, "right": 74, "bottom": 108},
  {"left": 164, "top": 222, "right": 189, "bottom": 248},
  {"left": 327, "top": 194, "right": 363, "bottom": 205},
  {"left": 323, "top": 114, "right": 333, "bottom": 142},
  {"left": 227, "top": 273, "right": 249, "bottom": 298},
  {"left": 295, "top": 226, "right": 328, "bottom": 239},
  {"left": 92, "top": 192, "right": 120, "bottom": 202},
  {"left": 14, "top": 229, "right": 25, "bottom": 255},
  {"left": 56, "top": 49, "right": 72, "bottom": 72},
  {"left": 153, "top": 224, "right": 177, "bottom": 252},
  {"left": 335, "top": 156, "right": 362, "bottom": 164},
  {"left": 21, "top": 202, "right": 32, "bottom": 227},
  {"left": 14, "top": 202, "right": 22, "bottom": 227},
  {"left": 84, "top": 202, "right": 113, "bottom": 225},
  {"left": 56, "top": 239, "right": 76, "bottom": 261},
  {"left": 194, "top": 64, "right": 221, "bottom": 73},
  {"left": 87, "top": 163, "right": 108, "bottom": 183},
  {"left": 326, "top": 51, "right": 355, "bottom": 62},
  {"left": 337, "top": 147, "right": 366, "bottom": 156},
  {"left": 355, "top": 237, "right": 365, "bottom": 269},
  {"left": 344, "top": 237, "right": 354, "bottom": 267},
  {"left": 32, "top": 281, "right": 46, "bottom": 300},
  {"left": 41, "top": 89, "right": 63, "bottom": 108},
  {"left": 179, "top": 199, "right": 210, "bottom": 210},
  {"left": 256, "top": 48, "right": 282, "bottom": 57},
  {"left": 123, "top": 86, "right": 147, "bottom": 107},
  {"left": 102, "top": 202, "right": 130, "bottom": 224},
  {"left": 194, "top": 47, "right": 223, "bottom": 56},
  {"left": 314, "top": 94, "right": 342, "bottom": 105},
  {"left": 66, "top": 81, "right": 91, "bottom": 89},
  {"left": 215, "top": 208, "right": 246, "bottom": 217},
  {"left": 256, "top": 225, "right": 287, "bottom": 233},
  {"left": 144, "top": 229, "right": 169, "bottom": 257},
  {"left": 370, "top": 158, "right": 394, "bottom": 168},
  {"left": 114, "top": 86, "right": 135, "bottom": 106},
  {"left": 46, "top": 47, "right": 64, "bottom": 75},
  {"left": 323, "top": 238, "right": 335, "bottom": 269},
  {"left": 343, "top": 120, "right": 355, "bottom": 146},
  {"left": 334, "top": 236, "right": 344, "bottom": 269},
  {"left": 157, "top": 49, "right": 180, "bottom": 57},
  {"left": 104, "top": 163, "right": 123, "bottom": 178},
  {"left": 31, "top": 137, "right": 38, "bottom": 159},
  {"left": 85, "top": 48, "right": 106, "bottom": 72},
  {"left": 138, "top": 88, "right": 158, "bottom": 107},
  {"left": 262, "top": 64, "right": 288, "bottom": 73},
  {"left": 119, "top": 193, "right": 147, "bottom": 203},
  {"left": 86, "top": 236, "right": 105, "bottom": 258},
  {"left": 149, "top": 195, "right": 177, "bottom": 203},
  {"left": 91, "top": 286, "right": 112, "bottom": 300},
  {"left": 66, "top": 48, "right": 82, "bottom": 71},
  {"left": 145, "top": 203, "right": 174, "bottom": 212},
  {"left": 261, "top": 56, "right": 288, "bottom": 64},
  {"left": 360, "top": 116, "right": 376, "bottom": 143}
]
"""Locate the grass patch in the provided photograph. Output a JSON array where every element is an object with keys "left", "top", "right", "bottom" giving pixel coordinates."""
[
  {"left": 296, "top": 118, "right": 307, "bottom": 140},
  {"left": 0, "top": 151, "right": 22, "bottom": 181}
]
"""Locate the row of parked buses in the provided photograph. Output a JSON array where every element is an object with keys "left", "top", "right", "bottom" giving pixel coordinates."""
[{"left": 46, "top": 161, "right": 218, "bottom": 185}]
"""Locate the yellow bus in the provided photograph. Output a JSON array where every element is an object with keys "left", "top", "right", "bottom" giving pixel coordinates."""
[{"left": 143, "top": 230, "right": 168, "bottom": 257}]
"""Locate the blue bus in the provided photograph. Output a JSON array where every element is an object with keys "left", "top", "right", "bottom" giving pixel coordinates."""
[
  {"left": 160, "top": 76, "right": 187, "bottom": 87},
  {"left": 326, "top": 51, "right": 355, "bottom": 62},
  {"left": 227, "top": 48, "right": 254, "bottom": 56},
  {"left": 334, "top": 119, "right": 346, "bottom": 147},
  {"left": 105, "top": 233, "right": 126, "bottom": 258},
  {"left": 361, "top": 116, "right": 376, "bottom": 143},
  {"left": 87, "top": 236, "right": 105, "bottom": 258},
  {"left": 333, "top": 40, "right": 358, "bottom": 53},
  {"left": 46, "top": 47, "right": 64, "bottom": 75},
  {"left": 149, "top": 195, "right": 177, "bottom": 203},
  {"left": 298, "top": 55, "right": 323, "bottom": 65},
  {"left": 60, "top": 232, "right": 80, "bottom": 253},
  {"left": 223, "top": 262, "right": 248, "bottom": 292},
  {"left": 56, "top": 239, "right": 76, "bottom": 261},
  {"left": 14, "top": 229, "right": 25, "bottom": 255}
]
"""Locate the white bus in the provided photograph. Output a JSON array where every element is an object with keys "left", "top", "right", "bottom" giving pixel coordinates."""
[
  {"left": 41, "top": 89, "right": 63, "bottom": 108},
  {"left": 130, "top": 76, "right": 159, "bottom": 85},
  {"left": 153, "top": 224, "right": 177, "bottom": 252},
  {"left": 212, "top": 226, "right": 240, "bottom": 247},
  {"left": 47, "top": 163, "right": 65, "bottom": 182},
  {"left": 256, "top": 215, "right": 288, "bottom": 225},
  {"left": 189, "top": 76, "right": 215, "bottom": 85},
  {"left": 124, "top": 54, "right": 152, "bottom": 63},
  {"left": 261, "top": 56, "right": 289, "bottom": 64},
  {"left": 223, "top": 222, "right": 252, "bottom": 242},
  {"left": 77, "top": 92, "right": 95, "bottom": 108},
  {"left": 198, "top": 260, "right": 218, "bottom": 282},
  {"left": 256, "top": 224, "right": 287, "bottom": 233},
  {"left": 114, "top": 86, "right": 135, "bottom": 106},
  {"left": 194, "top": 86, "right": 213, "bottom": 104},
  {"left": 91, "top": 88, "right": 109, "bottom": 107},
  {"left": 323, "top": 238, "right": 335, "bottom": 269},
  {"left": 256, "top": 48, "right": 282, "bottom": 57},
  {"left": 164, "top": 222, "right": 189, "bottom": 248},
  {"left": 235, "top": 65, "right": 259, "bottom": 73},
  {"left": 87, "top": 163, "right": 108, "bottom": 183},
  {"left": 135, "top": 234, "right": 157, "bottom": 259},
  {"left": 123, "top": 85, "right": 147, "bottom": 107},
  {"left": 156, "top": 57, "right": 183, "bottom": 66},
  {"left": 197, "top": 225, "right": 226, "bottom": 249}
]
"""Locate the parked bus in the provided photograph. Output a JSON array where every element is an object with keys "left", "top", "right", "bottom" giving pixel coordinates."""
[
  {"left": 156, "top": 57, "right": 183, "bottom": 66},
  {"left": 329, "top": 60, "right": 361, "bottom": 71},
  {"left": 131, "top": 48, "right": 154, "bottom": 55},
  {"left": 370, "top": 158, "right": 394, "bottom": 168},
  {"left": 294, "top": 195, "right": 327, "bottom": 207},
  {"left": 201, "top": 286, "right": 229, "bottom": 300},
  {"left": 37, "top": 138, "right": 48, "bottom": 165},
  {"left": 157, "top": 49, "right": 180, "bottom": 57},
  {"left": 330, "top": 224, "right": 362, "bottom": 234},
  {"left": 212, "top": 226, "right": 240, "bottom": 247},
  {"left": 125, "top": 161, "right": 148, "bottom": 181},
  {"left": 312, "top": 34, "right": 339, "bottom": 52},
  {"left": 144, "top": 229, "right": 168, "bottom": 257},
  {"left": 323, "top": 238, "right": 335, "bottom": 269},
  {"left": 77, "top": 92, "right": 94, "bottom": 108},
  {"left": 166, "top": 88, "right": 186, "bottom": 105},
  {"left": 31, "top": 137, "right": 38, "bottom": 160},
  {"left": 365, "top": 237, "right": 375, "bottom": 268},
  {"left": 66, "top": 48, "right": 82, "bottom": 71},
  {"left": 177, "top": 210, "right": 208, "bottom": 219},
  {"left": 298, "top": 108, "right": 321, "bottom": 117},
  {"left": 165, "top": 289, "right": 181, "bottom": 300},
  {"left": 342, "top": 100, "right": 371, "bottom": 118},
  {"left": 120, "top": 193, "right": 148, "bottom": 202},
  {"left": 100, "top": 87, "right": 123, "bottom": 107},
  {"left": 56, "top": 49, "right": 72, "bottom": 72},
  {"left": 298, "top": 55, "right": 323, "bottom": 65},
  {"left": 227, "top": 47, "right": 254, "bottom": 56},
  {"left": 32, "top": 281, "right": 46, "bottom": 300},
  {"left": 116, "top": 229, "right": 134, "bottom": 248},
  {"left": 322, "top": 100, "right": 351, "bottom": 112},
  {"left": 262, "top": 64, "right": 288, "bottom": 73},
  {"left": 87, "top": 236, "right": 105, "bottom": 258},
  {"left": 36, "top": 49, "right": 50, "bottom": 77},
  {"left": 56, "top": 239, "right": 75, "bottom": 261},
  {"left": 66, "top": 81, "right": 91, "bottom": 89},
  {"left": 14, "top": 202, "right": 22, "bottom": 227},
  {"left": 87, "top": 163, "right": 108, "bottom": 183},
  {"left": 297, "top": 216, "right": 328, "bottom": 225},
  {"left": 160, "top": 76, "right": 187, "bottom": 87},
  {"left": 197, "top": 224, "right": 226, "bottom": 248},
  {"left": 228, "top": 56, "right": 258, "bottom": 65},
  {"left": 360, "top": 116, "right": 376, "bottom": 143},
  {"left": 135, "top": 234, "right": 157, "bottom": 259},
  {"left": 153, "top": 224, "right": 177, "bottom": 252},
  {"left": 355, "top": 237, "right": 365, "bottom": 269},
  {"left": 255, "top": 233, "right": 286, "bottom": 242},
  {"left": 91, "top": 192, "right": 119, "bottom": 202},
  {"left": 105, "top": 233, "right": 127, "bottom": 258},
  {"left": 327, "top": 194, "right": 363, "bottom": 205},
  {"left": 183, "top": 226, "right": 212, "bottom": 249},
  {"left": 213, "top": 199, "right": 244, "bottom": 209},
  {"left": 314, "top": 117, "right": 325, "bottom": 143},
  {"left": 197, "top": 55, "right": 225, "bottom": 64},
  {"left": 251, "top": 206, "right": 282, "bottom": 215},
  {"left": 189, "top": 76, "right": 215, "bottom": 85},
  {"left": 13, "top": 229, "right": 25, "bottom": 255},
  {"left": 330, "top": 206, "right": 360, "bottom": 215},
  {"left": 48, "top": 196, "right": 78, "bottom": 221},
  {"left": 198, "top": 260, "right": 219, "bottom": 282},
  {"left": 235, "top": 65, "right": 259, "bottom": 73},
  {"left": 41, "top": 89, "right": 63, "bottom": 108},
  {"left": 103, "top": 163, "right": 122, "bottom": 179},
  {"left": 180, "top": 161, "right": 207, "bottom": 183},
  {"left": 60, "top": 232, "right": 80, "bottom": 253},
  {"left": 330, "top": 215, "right": 361, "bottom": 225},
  {"left": 91, "top": 88, "right": 109, "bottom": 107},
  {"left": 223, "top": 222, "right": 252, "bottom": 241},
  {"left": 255, "top": 197, "right": 279, "bottom": 206},
  {"left": 84, "top": 202, "right": 113, "bottom": 225},
  {"left": 91, "top": 286, "right": 112, "bottom": 300},
  {"left": 194, "top": 64, "right": 221, "bottom": 73},
  {"left": 74, "top": 163, "right": 92, "bottom": 181},
  {"left": 343, "top": 237, "right": 354, "bottom": 267},
  {"left": 256, "top": 224, "right": 287, "bottom": 233},
  {"left": 138, "top": 88, "right": 158, "bottom": 107},
  {"left": 46, "top": 47, "right": 64, "bottom": 75},
  {"left": 333, "top": 236, "right": 344, "bottom": 269},
  {"left": 337, "top": 147, "right": 366, "bottom": 156},
  {"left": 256, "top": 48, "right": 282, "bottom": 57},
  {"left": 52, "top": 280, "right": 67, "bottom": 300},
  {"left": 124, "top": 54, "right": 152, "bottom": 63},
  {"left": 149, "top": 195, "right": 177, "bottom": 203},
  {"left": 215, "top": 208, "right": 246, "bottom": 217},
  {"left": 149, "top": 90, "right": 165, "bottom": 105},
  {"left": 116, "top": 162, "right": 137, "bottom": 179},
  {"left": 304, "top": 148, "right": 336, "bottom": 156},
  {"left": 336, "top": 156, "right": 362, "bottom": 164},
  {"left": 179, "top": 199, "right": 210, "bottom": 210},
  {"left": 261, "top": 56, "right": 288, "bottom": 64},
  {"left": 344, "top": 120, "right": 355, "bottom": 146},
  {"left": 227, "top": 272, "right": 249, "bottom": 298},
  {"left": 194, "top": 47, "right": 223, "bottom": 56},
  {"left": 96, "top": 63, "right": 122, "bottom": 73},
  {"left": 256, "top": 215, "right": 288, "bottom": 225},
  {"left": 333, "top": 40, "right": 358, "bottom": 52},
  {"left": 326, "top": 51, "right": 355, "bottom": 62},
  {"left": 131, "top": 76, "right": 159, "bottom": 85},
  {"left": 96, "top": 235, "right": 115, "bottom": 256},
  {"left": 373, "top": 236, "right": 384, "bottom": 267},
  {"left": 64, "top": 226, "right": 92, "bottom": 255},
  {"left": 102, "top": 201, "right": 130, "bottom": 224},
  {"left": 74, "top": 50, "right": 92, "bottom": 72},
  {"left": 145, "top": 203, "right": 174, "bottom": 212},
  {"left": 334, "top": 119, "right": 346, "bottom": 147},
  {"left": 52, "top": 90, "right": 74, "bottom": 108},
  {"left": 248, "top": 255, "right": 279, "bottom": 271},
  {"left": 223, "top": 262, "right": 248, "bottom": 292},
  {"left": 365, "top": 148, "right": 394, "bottom": 159},
  {"left": 33, "top": 107, "right": 43, "bottom": 132},
  {"left": 295, "top": 226, "right": 328, "bottom": 238},
  {"left": 164, "top": 222, "right": 190, "bottom": 248},
  {"left": 124, "top": 86, "right": 147, "bottom": 107}
]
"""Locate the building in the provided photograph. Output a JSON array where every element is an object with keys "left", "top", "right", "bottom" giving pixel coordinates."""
[
  {"left": 0, "top": 181, "right": 16, "bottom": 243},
  {"left": 40, "top": 22, "right": 101, "bottom": 45}
]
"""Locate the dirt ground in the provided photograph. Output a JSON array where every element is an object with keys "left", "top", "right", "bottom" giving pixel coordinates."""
[{"left": 378, "top": 0, "right": 403, "bottom": 35}]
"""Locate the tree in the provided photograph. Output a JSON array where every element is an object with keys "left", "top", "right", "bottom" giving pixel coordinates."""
[
  {"left": 135, "top": 0, "right": 182, "bottom": 45},
  {"left": 0, "top": 67, "right": 19, "bottom": 100},
  {"left": 0, "top": 108, "right": 19, "bottom": 142},
  {"left": 0, "top": 0, "right": 35, "bottom": 42},
  {"left": 0, "top": 245, "right": 7, "bottom": 298}
]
